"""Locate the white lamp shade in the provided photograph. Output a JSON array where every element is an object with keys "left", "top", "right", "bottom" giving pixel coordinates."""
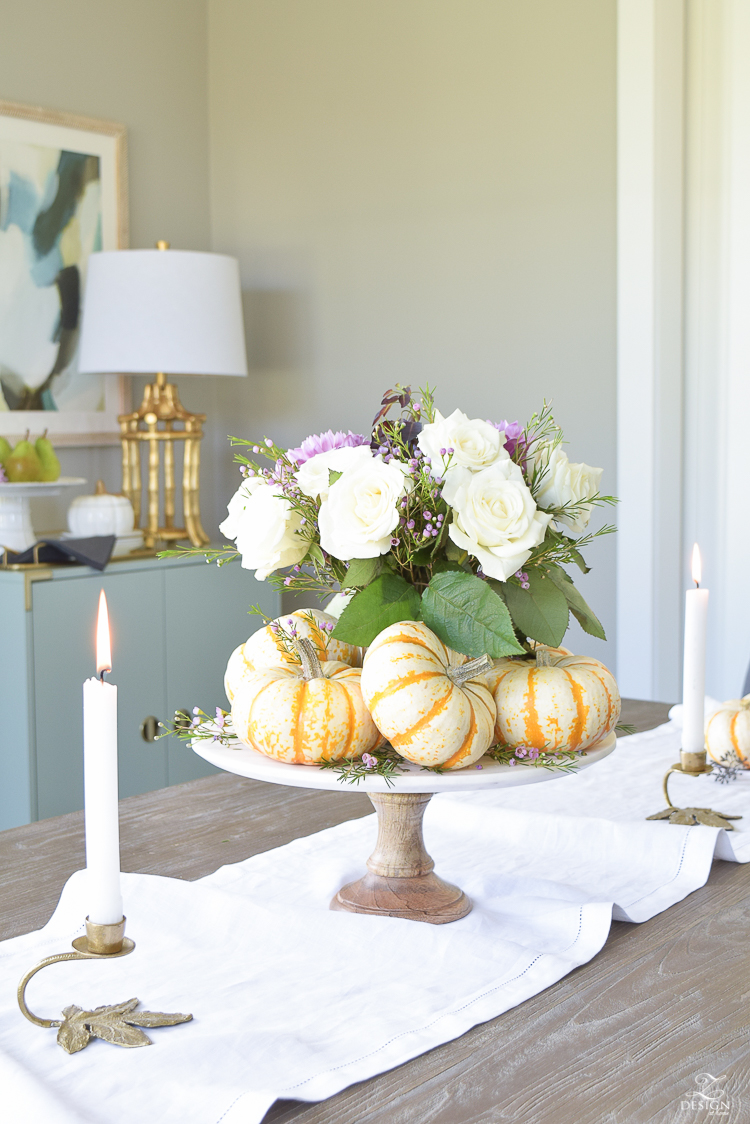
[{"left": 78, "top": 249, "right": 248, "bottom": 376}]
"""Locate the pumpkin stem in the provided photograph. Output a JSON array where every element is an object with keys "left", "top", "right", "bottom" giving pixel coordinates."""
[
  {"left": 448, "top": 654, "right": 493, "bottom": 686},
  {"left": 535, "top": 647, "right": 552, "bottom": 668},
  {"left": 295, "top": 637, "right": 325, "bottom": 681}
]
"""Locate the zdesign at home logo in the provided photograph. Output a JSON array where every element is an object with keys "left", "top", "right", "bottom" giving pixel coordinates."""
[{"left": 681, "top": 1073, "right": 731, "bottom": 1115}]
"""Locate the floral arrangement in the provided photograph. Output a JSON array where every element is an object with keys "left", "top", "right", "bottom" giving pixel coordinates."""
[{"left": 182, "top": 386, "right": 614, "bottom": 657}]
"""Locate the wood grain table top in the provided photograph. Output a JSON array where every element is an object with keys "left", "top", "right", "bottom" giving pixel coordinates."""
[{"left": 2, "top": 699, "right": 749, "bottom": 1124}]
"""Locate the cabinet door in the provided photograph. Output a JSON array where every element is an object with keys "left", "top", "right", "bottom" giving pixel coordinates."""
[
  {"left": 32, "top": 569, "right": 168, "bottom": 819},
  {"left": 163, "top": 560, "right": 280, "bottom": 785}
]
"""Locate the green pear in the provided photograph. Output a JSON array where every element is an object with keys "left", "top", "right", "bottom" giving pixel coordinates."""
[
  {"left": 36, "top": 429, "right": 61, "bottom": 482},
  {"left": 0, "top": 436, "right": 11, "bottom": 466},
  {"left": 4, "top": 431, "right": 42, "bottom": 482}
]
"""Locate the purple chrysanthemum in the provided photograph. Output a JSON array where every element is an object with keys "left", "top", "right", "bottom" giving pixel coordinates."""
[{"left": 288, "top": 429, "right": 368, "bottom": 466}]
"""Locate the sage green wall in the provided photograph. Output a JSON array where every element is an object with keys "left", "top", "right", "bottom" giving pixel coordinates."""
[
  {"left": 207, "top": 0, "right": 618, "bottom": 663},
  {"left": 0, "top": 0, "right": 216, "bottom": 532}
]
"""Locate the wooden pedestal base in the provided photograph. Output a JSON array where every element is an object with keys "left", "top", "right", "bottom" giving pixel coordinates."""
[{"left": 330, "top": 792, "right": 471, "bottom": 925}]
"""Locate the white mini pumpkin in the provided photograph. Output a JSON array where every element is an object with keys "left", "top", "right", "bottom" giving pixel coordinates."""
[
  {"left": 231, "top": 640, "right": 381, "bottom": 764},
  {"left": 224, "top": 608, "right": 363, "bottom": 704},
  {"left": 487, "top": 647, "right": 620, "bottom": 753},
  {"left": 360, "top": 620, "right": 496, "bottom": 770},
  {"left": 706, "top": 697, "right": 750, "bottom": 768}
]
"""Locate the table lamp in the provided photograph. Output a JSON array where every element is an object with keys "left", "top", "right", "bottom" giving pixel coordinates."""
[{"left": 78, "top": 242, "right": 248, "bottom": 549}]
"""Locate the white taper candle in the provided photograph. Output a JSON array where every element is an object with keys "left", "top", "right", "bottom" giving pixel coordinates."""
[
  {"left": 682, "top": 545, "right": 709, "bottom": 754},
  {"left": 82, "top": 591, "right": 123, "bottom": 925}
]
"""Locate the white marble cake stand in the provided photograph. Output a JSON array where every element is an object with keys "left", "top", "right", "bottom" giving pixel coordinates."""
[
  {"left": 194, "top": 732, "right": 616, "bottom": 925},
  {"left": 0, "top": 478, "right": 87, "bottom": 553}
]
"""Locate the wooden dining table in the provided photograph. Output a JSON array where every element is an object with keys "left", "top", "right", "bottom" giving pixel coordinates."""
[{"left": 2, "top": 698, "right": 749, "bottom": 1124}]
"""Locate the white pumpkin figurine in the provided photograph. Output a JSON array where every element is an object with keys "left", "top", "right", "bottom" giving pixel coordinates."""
[
  {"left": 487, "top": 645, "right": 620, "bottom": 753},
  {"left": 224, "top": 608, "right": 363, "bottom": 705},
  {"left": 360, "top": 620, "right": 496, "bottom": 770},
  {"left": 706, "top": 697, "right": 750, "bottom": 769},
  {"left": 68, "top": 480, "right": 135, "bottom": 538}
]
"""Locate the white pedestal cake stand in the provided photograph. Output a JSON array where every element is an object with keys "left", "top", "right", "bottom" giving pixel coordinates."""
[
  {"left": 193, "top": 732, "right": 616, "bottom": 925},
  {"left": 0, "top": 478, "right": 87, "bottom": 553}
]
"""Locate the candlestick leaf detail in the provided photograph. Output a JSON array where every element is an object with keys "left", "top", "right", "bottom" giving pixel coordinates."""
[{"left": 57, "top": 998, "right": 192, "bottom": 1053}]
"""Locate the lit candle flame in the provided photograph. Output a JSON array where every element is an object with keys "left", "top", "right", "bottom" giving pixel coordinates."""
[
  {"left": 96, "top": 590, "right": 112, "bottom": 676},
  {"left": 691, "top": 543, "right": 702, "bottom": 587}
]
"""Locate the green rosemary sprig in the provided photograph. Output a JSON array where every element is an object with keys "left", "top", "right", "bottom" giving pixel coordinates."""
[{"left": 318, "top": 745, "right": 409, "bottom": 787}]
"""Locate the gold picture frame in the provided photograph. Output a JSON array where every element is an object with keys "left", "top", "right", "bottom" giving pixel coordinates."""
[{"left": 0, "top": 99, "right": 129, "bottom": 445}]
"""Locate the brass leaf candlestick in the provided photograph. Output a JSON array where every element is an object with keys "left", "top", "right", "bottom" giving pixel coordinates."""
[
  {"left": 646, "top": 748, "right": 741, "bottom": 830},
  {"left": 17, "top": 917, "right": 192, "bottom": 1054}
]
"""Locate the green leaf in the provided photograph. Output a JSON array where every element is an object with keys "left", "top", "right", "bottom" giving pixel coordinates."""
[
  {"left": 500, "top": 569, "right": 569, "bottom": 647},
  {"left": 343, "top": 556, "right": 382, "bottom": 589},
  {"left": 305, "top": 543, "right": 326, "bottom": 568},
  {"left": 567, "top": 546, "right": 590, "bottom": 574},
  {"left": 332, "top": 572, "right": 422, "bottom": 646},
  {"left": 431, "top": 558, "right": 464, "bottom": 576},
  {"left": 421, "top": 571, "right": 524, "bottom": 658},
  {"left": 445, "top": 540, "right": 469, "bottom": 564},
  {"left": 547, "top": 565, "right": 606, "bottom": 640},
  {"left": 328, "top": 469, "right": 343, "bottom": 487}
]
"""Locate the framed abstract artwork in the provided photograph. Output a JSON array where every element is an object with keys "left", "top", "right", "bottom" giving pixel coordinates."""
[{"left": 0, "top": 100, "right": 128, "bottom": 443}]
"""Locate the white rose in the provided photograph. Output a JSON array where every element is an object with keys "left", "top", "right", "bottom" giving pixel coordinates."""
[
  {"left": 296, "top": 444, "right": 374, "bottom": 500},
  {"left": 417, "top": 408, "right": 509, "bottom": 504},
  {"left": 220, "top": 478, "right": 307, "bottom": 581},
  {"left": 448, "top": 460, "right": 552, "bottom": 582},
  {"left": 318, "top": 457, "right": 410, "bottom": 560},
  {"left": 535, "top": 446, "right": 603, "bottom": 533}
]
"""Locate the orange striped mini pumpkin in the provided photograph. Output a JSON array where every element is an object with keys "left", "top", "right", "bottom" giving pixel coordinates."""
[
  {"left": 224, "top": 608, "right": 363, "bottom": 705},
  {"left": 231, "top": 640, "right": 381, "bottom": 765},
  {"left": 487, "top": 647, "right": 620, "bottom": 753},
  {"left": 359, "top": 621, "right": 496, "bottom": 770},
  {"left": 706, "top": 697, "right": 750, "bottom": 768}
]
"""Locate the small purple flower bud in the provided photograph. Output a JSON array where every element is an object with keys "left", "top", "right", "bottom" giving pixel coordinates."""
[
  {"left": 440, "top": 447, "right": 447, "bottom": 456},
  {"left": 425, "top": 523, "right": 433, "bottom": 532},
  {"left": 437, "top": 513, "right": 444, "bottom": 523},
  {"left": 284, "top": 577, "right": 292, "bottom": 586},
  {"left": 509, "top": 759, "right": 516, "bottom": 767},
  {"left": 447, "top": 447, "right": 455, "bottom": 455},
  {"left": 414, "top": 403, "right": 421, "bottom": 412},
  {"left": 423, "top": 530, "right": 431, "bottom": 539},
  {"left": 431, "top": 528, "right": 439, "bottom": 537},
  {"left": 435, "top": 477, "right": 444, "bottom": 485},
  {"left": 424, "top": 511, "right": 433, "bottom": 520},
  {"left": 300, "top": 517, "right": 306, "bottom": 525},
  {"left": 476, "top": 763, "right": 483, "bottom": 770},
  {"left": 391, "top": 537, "right": 400, "bottom": 546},
  {"left": 407, "top": 519, "right": 415, "bottom": 530},
  {"left": 252, "top": 445, "right": 260, "bottom": 453},
  {"left": 265, "top": 438, "right": 273, "bottom": 447}
]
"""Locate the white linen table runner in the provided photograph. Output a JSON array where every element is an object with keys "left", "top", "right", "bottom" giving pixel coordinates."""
[{"left": 1, "top": 720, "right": 747, "bottom": 1124}]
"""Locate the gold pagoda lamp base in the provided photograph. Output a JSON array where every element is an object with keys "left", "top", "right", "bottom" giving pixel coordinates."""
[
  {"left": 647, "top": 748, "right": 742, "bottom": 830},
  {"left": 119, "top": 370, "right": 210, "bottom": 550}
]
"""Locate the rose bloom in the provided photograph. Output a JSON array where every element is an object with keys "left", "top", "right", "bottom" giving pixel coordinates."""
[
  {"left": 535, "top": 446, "right": 603, "bottom": 533},
  {"left": 418, "top": 408, "right": 510, "bottom": 504},
  {"left": 220, "top": 478, "right": 307, "bottom": 580},
  {"left": 448, "top": 461, "right": 552, "bottom": 581},
  {"left": 296, "top": 444, "right": 374, "bottom": 500},
  {"left": 318, "top": 457, "right": 410, "bottom": 560}
]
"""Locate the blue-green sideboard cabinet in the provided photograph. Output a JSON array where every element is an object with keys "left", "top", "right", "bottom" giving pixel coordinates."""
[{"left": 0, "top": 554, "right": 279, "bottom": 830}]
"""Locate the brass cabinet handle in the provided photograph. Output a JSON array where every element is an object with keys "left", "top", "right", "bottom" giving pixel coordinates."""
[{"left": 140, "top": 716, "right": 160, "bottom": 742}]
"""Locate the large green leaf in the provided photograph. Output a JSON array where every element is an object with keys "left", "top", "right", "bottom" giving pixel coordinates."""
[
  {"left": 500, "top": 569, "right": 569, "bottom": 647},
  {"left": 421, "top": 571, "right": 524, "bottom": 658},
  {"left": 547, "top": 565, "right": 606, "bottom": 640},
  {"left": 332, "top": 572, "right": 422, "bottom": 646},
  {"left": 343, "top": 556, "right": 382, "bottom": 589}
]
